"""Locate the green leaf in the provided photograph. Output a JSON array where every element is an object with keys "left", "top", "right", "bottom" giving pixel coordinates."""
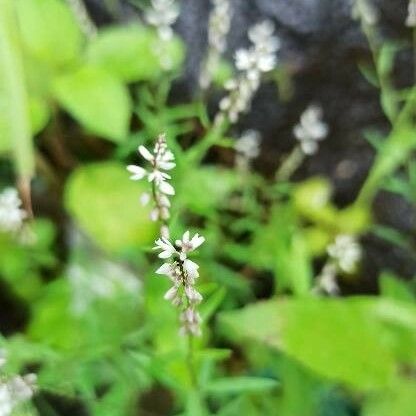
[
  {"left": 87, "top": 25, "right": 185, "bottom": 82},
  {"left": 380, "top": 272, "right": 416, "bottom": 303},
  {"left": 29, "top": 95, "right": 50, "bottom": 134},
  {"left": 0, "top": 0, "right": 34, "bottom": 178},
  {"left": 53, "top": 66, "right": 131, "bottom": 142},
  {"left": 220, "top": 297, "right": 416, "bottom": 389},
  {"left": 251, "top": 205, "right": 312, "bottom": 295},
  {"left": 65, "top": 161, "right": 157, "bottom": 252},
  {"left": 204, "top": 377, "right": 279, "bottom": 395},
  {"left": 178, "top": 167, "right": 239, "bottom": 216},
  {"left": 15, "top": 0, "right": 83, "bottom": 69},
  {"left": 363, "top": 381, "right": 416, "bottom": 416}
]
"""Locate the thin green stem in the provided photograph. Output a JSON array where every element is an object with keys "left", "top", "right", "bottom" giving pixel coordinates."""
[{"left": 275, "top": 146, "right": 305, "bottom": 182}]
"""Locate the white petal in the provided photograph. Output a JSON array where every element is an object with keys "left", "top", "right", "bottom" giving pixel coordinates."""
[
  {"left": 159, "top": 181, "right": 175, "bottom": 195},
  {"left": 156, "top": 263, "right": 172, "bottom": 275},
  {"left": 184, "top": 259, "right": 199, "bottom": 279},
  {"left": 138, "top": 145, "right": 154, "bottom": 161},
  {"left": 182, "top": 231, "right": 190, "bottom": 243},
  {"left": 190, "top": 233, "right": 205, "bottom": 250},
  {"left": 164, "top": 286, "right": 178, "bottom": 301},
  {"left": 158, "top": 161, "right": 176, "bottom": 170},
  {"left": 127, "top": 165, "right": 147, "bottom": 180}
]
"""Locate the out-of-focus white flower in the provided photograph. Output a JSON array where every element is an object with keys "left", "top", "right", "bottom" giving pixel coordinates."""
[
  {"left": 0, "top": 188, "right": 27, "bottom": 234},
  {"left": 235, "top": 20, "right": 280, "bottom": 82},
  {"left": 406, "top": 0, "right": 416, "bottom": 27},
  {"left": 327, "top": 234, "right": 362, "bottom": 274},
  {"left": 352, "top": 0, "right": 379, "bottom": 26},
  {"left": 154, "top": 231, "right": 205, "bottom": 336},
  {"left": 200, "top": 0, "right": 233, "bottom": 89},
  {"left": 234, "top": 130, "right": 262, "bottom": 159},
  {"left": 144, "top": 0, "right": 180, "bottom": 41},
  {"left": 0, "top": 352, "right": 37, "bottom": 416},
  {"left": 127, "top": 134, "right": 175, "bottom": 227},
  {"left": 65, "top": 0, "right": 97, "bottom": 38},
  {"left": 314, "top": 263, "right": 340, "bottom": 296},
  {"left": 293, "top": 105, "right": 328, "bottom": 155},
  {"left": 234, "top": 129, "right": 262, "bottom": 172},
  {"left": 218, "top": 20, "right": 279, "bottom": 124}
]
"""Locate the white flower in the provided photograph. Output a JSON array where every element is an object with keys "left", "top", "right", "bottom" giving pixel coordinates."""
[
  {"left": 314, "top": 263, "right": 339, "bottom": 296},
  {"left": 199, "top": 0, "right": 232, "bottom": 89},
  {"left": 0, "top": 188, "right": 27, "bottom": 234},
  {"left": 217, "top": 20, "right": 279, "bottom": 124},
  {"left": 293, "top": 105, "right": 328, "bottom": 155},
  {"left": 176, "top": 231, "right": 205, "bottom": 253},
  {"left": 0, "top": 351, "right": 36, "bottom": 416},
  {"left": 352, "top": 0, "right": 379, "bottom": 26},
  {"left": 153, "top": 231, "right": 205, "bottom": 336},
  {"left": 153, "top": 237, "right": 177, "bottom": 258},
  {"left": 327, "top": 234, "right": 362, "bottom": 274},
  {"left": 234, "top": 129, "right": 262, "bottom": 160},
  {"left": 407, "top": 0, "right": 416, "bottom": 27},
  {"left": 127, "top": 134, "right": 175, "bottom": 225},
  {"left": 145, "top": 0, "right": 180, "bottom": 41},
  {"left": 127, "top": 165, "right": 147, "bottom": 180},
  {"left": 180, "top": 307, "right": 202, "bottom": 336}
]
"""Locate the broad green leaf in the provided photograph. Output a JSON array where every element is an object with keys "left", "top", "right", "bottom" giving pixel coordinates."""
[
  {"left": 363, "top": 381, "right": 416, "bottom": 416},
  {"left": 380, "top": 273, "right": 416, "bottom": 303},
  {"left": 220, "top": 297, "right": 416, "bottom": 389},
  {"left": 251, "top": 205, "right": 312, "bottom": 295},
  {"left": 29, "top": 95, "right": 50, "bottom": 134},
  {"left": 65, "top": 162, "right": 157, "bottom": 252},
  {"left": 204, "top": 377, "right": 279, "bottom": 395},
  {"left": 178, "top": 167, "right": 239, "bottom": 216},
  {"left": 53, "top": 66, "right": 131, "bottom": 142},
  {"left": 87, "top": 25, "right": 185, "bottom": 82},
  {"left": 0, "top": 0, "right": 34, "bottom": 177},
  {"left": 15, "top": 0, "right": 83, "bottom": 69}
]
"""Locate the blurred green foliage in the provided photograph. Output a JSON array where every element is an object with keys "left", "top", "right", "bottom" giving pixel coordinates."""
[{"left": 0, "top": 0, "right": 416, "bottom": 415}]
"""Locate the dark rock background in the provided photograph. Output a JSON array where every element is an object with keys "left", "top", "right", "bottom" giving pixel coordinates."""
[{"left": 85, "top": 0, "right": 416, "bottom": 288}]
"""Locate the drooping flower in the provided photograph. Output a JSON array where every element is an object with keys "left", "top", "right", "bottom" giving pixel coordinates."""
[
  {"left": 293, "top": 105, "right": 328, "bottom": 155},
  {"left": 127, "top": 134, "right": 175, "bottom": 229},
  {"left": 0, "top": 188, "right": 27, "bottom": 234},
  {"left": 218, "top": 20, "right": 280, "bottom": 124},
  {"left": 327, "top": 234, "right": 362, "bottom": 274},
  {"left": 154, "top": 231, "right": 205, "bottom": 336}
]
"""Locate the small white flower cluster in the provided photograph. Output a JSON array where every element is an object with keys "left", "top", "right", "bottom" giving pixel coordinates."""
[
  {"left": 199, "top": 0, "right": 232, "bottom": 89},
  {"left": 0, "top": 188, "right": 27, "bottom": 234},
  {"left": 327, "top": 234, "right": 362, "bottom": 274},
  {"left": 314, "top": 263, "right": 339, "bottom": 296},
  {"left": 145, "top": 0, "right": 180, "bottom": 41},
  {"left": 0, "top": 351, "right": 37, "bottom": 416},
  {"left": 218, "top": 20, "right": 280, "bottom": 123},
  {"left": 293, "top": 105, "right": 328, "bottom": 155},
  {"left": 352, "top": 0, "right": 379, "bottom": 26},
  {"left": 65, "top": 0, "right": 97, "bottom": 38},
  {"left": 154, "top": 231, "right": 205, "bottom": 336},
  {"left": 128, "top": 134, "right": 175, "bottom": 235},
  {"left": 406, "top": 0, "right": 416, "bottom": 27},
  {"left": 234, "top": 129, "right": 262, "bottom": 171}
]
